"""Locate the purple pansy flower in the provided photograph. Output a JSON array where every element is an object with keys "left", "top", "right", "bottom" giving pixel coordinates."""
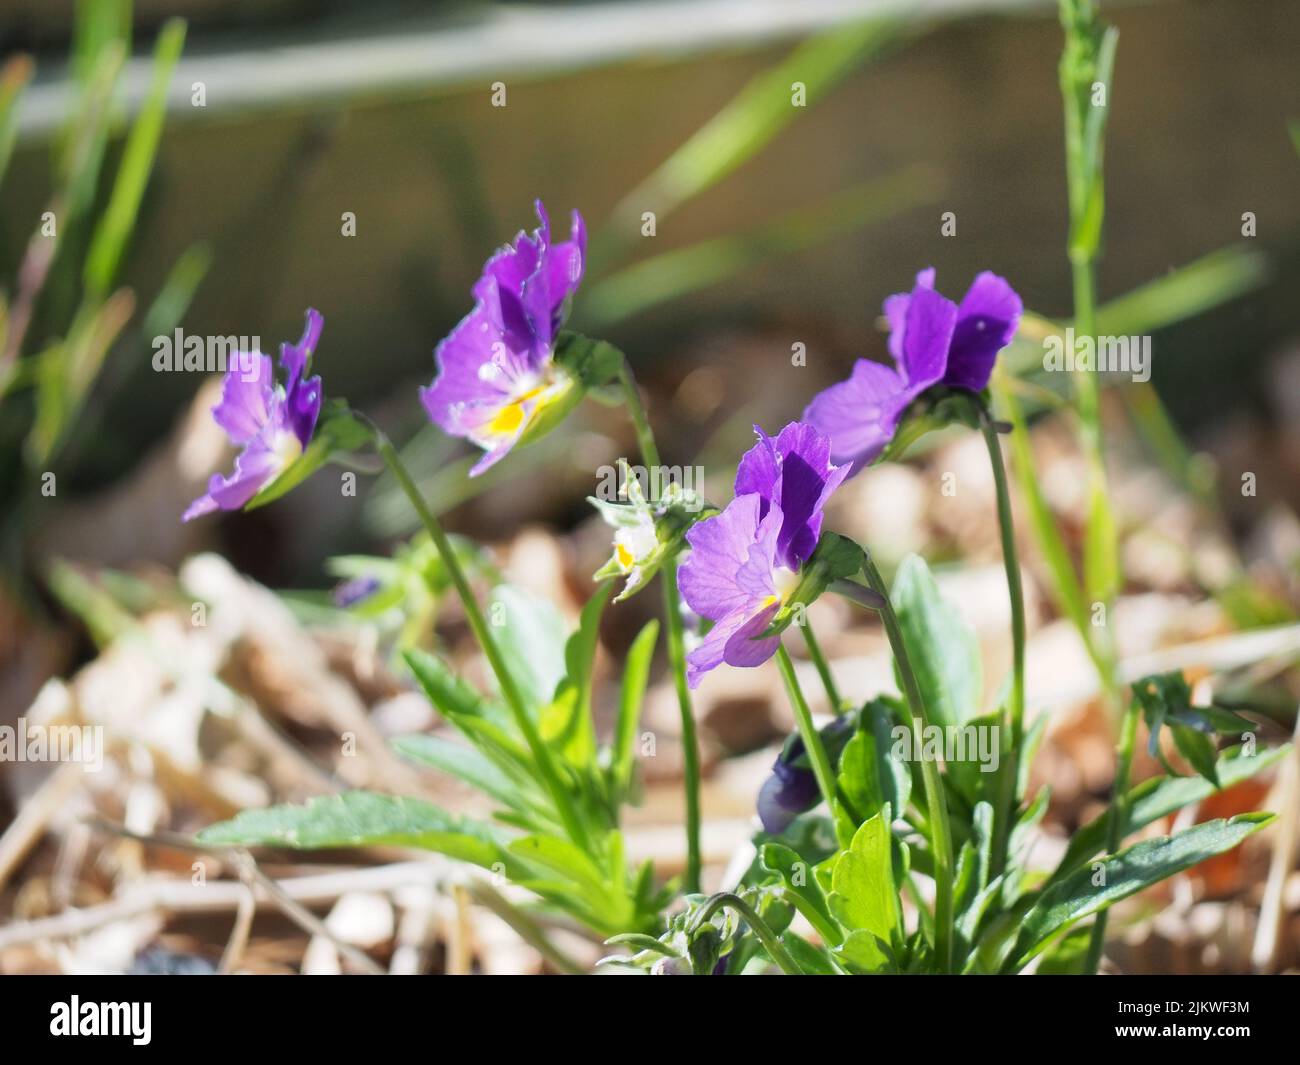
[
  {"left": 757, "top": 715, "right": 856, "bottom": 833},
  {"left": 183, "top": 309, "right": 323, "bottom": 522},
  {"left": 420, "top": 200, "right": 587, "bottom": 476},
  {"left": 677, "top": 422, "right": 847, "bottom": 689},
  {"left": 804, "top": 268, "right": 1022, "bottom": 473}
]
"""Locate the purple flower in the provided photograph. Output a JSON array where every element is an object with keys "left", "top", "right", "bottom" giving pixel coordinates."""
[
  {"left": 757, "top": 715, "right": 856, "bottom": 833},
  {"left": 677, "top": 422, "right": 847, "bottom": 689},
  {"left": 183, "top": 310, "right": 323, "bottom": 522},
  {"left": 420, "top": 201, "right": 587, "bottom": 476},
  {"left": 804, "top": 268, "right": 1021, "bottom": 473}
]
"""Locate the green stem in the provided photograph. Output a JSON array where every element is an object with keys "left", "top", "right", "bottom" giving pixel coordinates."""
[
  {"left": 374, "top": 433, "right": 588, "bottom": 851},
  {"left": 690, "top": 892, "right": 801, "bottom": 975},
  {"left": 616, "top": 357, "right": 701, "bottom": 893},
  {"left": 801, "top": 618, "right": 843, "bottom": 713},
  {"left": 616, "top": 359, "right": 661, "bottom": 468},
  {"left": 662, "top": 556, "right": 702, "bottom": 894},
  {"left": 775, "top": 644, "right": 841, "bottom": 837},
  {"left": 861, "top": 554, "right": 955, "bottom": 973},
  {"left": 971, "top": 399, "right": 1026, "bottom": 878},
  {"left": 1085, "top": 695, "right": 1139, "bottom": 973}
]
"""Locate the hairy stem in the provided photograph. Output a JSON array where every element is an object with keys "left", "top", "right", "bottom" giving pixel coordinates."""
[{"left": 690, "top": 892, "right": 801, "bottom": 975}]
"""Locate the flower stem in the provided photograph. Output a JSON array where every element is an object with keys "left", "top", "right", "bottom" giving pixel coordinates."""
[
  {"left": 662, "top": 556, "right": 702, "bottom": 894},
  {"left": 690, "top": 892, "right": 801, "bottom": 975},
  {"left": 801, "top": 618, "right": 843, "bottom": 714},
  {"left": 374, "top": 432, "right": 588, "bottom": 851},
  {"left": 616, "top": 357, "right": 701, "bottom": 893},
  {"left": 1085, "top": 694, "right": 1140, "bottom": 973},
  {"left": 775, "top": 644, "right": 842, "bottom": 838},
  {"left": 861, "top": 554, "right": 955, "bottom": 973},
  {"left": 970, "top": 398, "right": 1027, "bottom": 878}
]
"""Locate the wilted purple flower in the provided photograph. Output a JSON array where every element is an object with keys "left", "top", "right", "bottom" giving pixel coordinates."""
[
  {"left": 183, "top": 309, "right": 323, "bottom": 522},
  {"left": 677, "top": 422, "right": 847, "bottom": 688},
  {"left": 803, "top": 268, "right": 1021, "bottom": 473},
  {"left": 420, "top": 201, "right": 587, "bottom": 476}
]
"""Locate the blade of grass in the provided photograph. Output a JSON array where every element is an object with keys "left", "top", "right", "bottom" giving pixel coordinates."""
[
  {"left": 585, "top": 166, "right": 938, "bottom": 328},
  {"left": 592, "top": 17, "right": 904, "bottom": 271},
  {"left": 84, "top": 18, "right": 186, "bottom": 298}
]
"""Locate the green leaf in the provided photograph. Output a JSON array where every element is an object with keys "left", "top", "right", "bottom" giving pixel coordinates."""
[
  {"left": 1036, "top": 924, "right": 1093, "bottom": 975},
  {"left": 543, "top": 582, "right": 611, "bottom": 770},
  {"left": 196, "top": 791, "right": 511, "bottom": 871},
  {"left": 1006, "top": 813, "right": 1274, "bottom": 971},
  {"left": 0, "top": 56, "right": 33, "bottom": 196},
  {"left": 1053, "top": 744, "right": 1288, "bottom": 876},
  {"left": 783, "top": 932, "right": 840, "bottom": 975},
  {"left": 1082, "top": 476, "right": 1120, "bottom": 606},
  {"left": 611, "top": 618, "right": 658, "bottom": 798},
  {"left": 392, "top": 734, "right": 525, "bottom": 813},
  {"left": 760, "top": 842, "right": 840, "bottom": 945},
  {"left": 891, "top": 554, "right": 982, "bottom": 729},
  {"left": 833, "top": 929, "right": 893, "bottom": 974},
  {"left": 838, "top": 698, "right": 910, "bottom": 822},
  {"left": 594, "top": 17, "right": 901, "bottom": 268},
  {"left": 84, "top": 19, "right": 186, "bottom": 297},
  {"left": 489, "top": 585, "right": 569, "bottom": 712},
  {"left": 829, "top": 805, "right": 898, "bottom": 945}
]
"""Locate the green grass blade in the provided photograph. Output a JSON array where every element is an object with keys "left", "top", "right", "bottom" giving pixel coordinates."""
[{"left": 84, "top": 18, "right": 186, "bottom": 297}]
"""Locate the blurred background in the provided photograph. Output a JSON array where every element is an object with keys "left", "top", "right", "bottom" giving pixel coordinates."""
[{"left": 1, "top": 0, "right": 1298, "bottom": 974}]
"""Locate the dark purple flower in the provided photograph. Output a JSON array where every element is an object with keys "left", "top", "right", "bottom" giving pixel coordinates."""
[
  {"left": 183, "top": 309, "right": 323, "bottom": 522},
  {"left": 757, "top": 715, "right": 856, "bottom": 833},
  {"left": 803, "top": 268, "right": 1021, "bottom": 473},
  {"left": 420, "top": 201, "right": 587, "bottom": 476},
  {"left": 677, "top": 422, "right": 846, "bottom": 688}
]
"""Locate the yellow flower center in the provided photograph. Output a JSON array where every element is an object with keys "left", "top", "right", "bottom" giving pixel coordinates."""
[{"left": 616, "top": 542, "right": 636, "bottom": 569}]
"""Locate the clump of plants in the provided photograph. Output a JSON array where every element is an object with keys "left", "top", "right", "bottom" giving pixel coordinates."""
[{"left": 191, "top": 0, "right": 1286, "bottom": 973}]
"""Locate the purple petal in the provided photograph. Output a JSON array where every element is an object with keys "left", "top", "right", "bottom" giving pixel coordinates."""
[
  {"left": 280, "top": 309, "right": 324, "bottom": 448},
  {"left": 757, "top": 764, "right": 820, "bottom": 834},
  {"left": 678, "top": 494, "right": 765, "bottom": 622},
  {"left": 685, "top": 599, "right": 781, "bottom": 689},
  {"left": 883, "top": 267, "right": 936, "bottom": 362},
  {"left": 211, "top": 353, "right": 274, "bottom": 445},
  {"left": 803, "top": 359, "right": 911, "bottom": 474},
  {"left": 943, "top": 271, "right": 1023, "bottom": 392},
  {"left": 735, "top": 422, "right": 847, "bottom": 569},
  {"left": 182, "top": 445, "right": 279, "bottom": 523},
  {"left": 899, "top": 283, "right": 957, "bottom": 390}
]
